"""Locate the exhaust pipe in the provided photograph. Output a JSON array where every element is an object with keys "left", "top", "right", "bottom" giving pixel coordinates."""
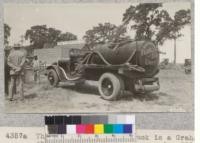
[{"left": 134, "top": 79, "right": 160, "bottom": 92}]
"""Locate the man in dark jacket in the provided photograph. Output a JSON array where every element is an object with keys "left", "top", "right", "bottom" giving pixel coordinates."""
[
  {"left": 4, "top": 48, "right": 10, "bottom": 96},
  {"left": 7, "top": 43, "right": 26, "bottom": 101}
]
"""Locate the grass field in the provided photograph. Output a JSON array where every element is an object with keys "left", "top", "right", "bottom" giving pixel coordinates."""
[{"left": 5, "top": 64, "right": 193, "bottom": 113}]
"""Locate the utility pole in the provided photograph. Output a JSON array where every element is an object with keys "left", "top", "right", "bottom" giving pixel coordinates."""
[{"left": 174, "top": 38, "right": 176, "bottom": 64}]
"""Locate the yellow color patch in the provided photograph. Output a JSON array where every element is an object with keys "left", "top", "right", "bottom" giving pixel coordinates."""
[{"left": 94, "top": 124, "right": 104, "bottom": 134}]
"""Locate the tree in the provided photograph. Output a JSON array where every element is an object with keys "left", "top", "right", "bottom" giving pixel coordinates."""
[
  {"left": 123, "top": 3, "right": 191, "bottom": 64},
  {"left": 83, "top": 22, "right": 129, "bottom": 50},
  {"left": 4, "top": 23, "right": 11, "bottom": 46},
  {"left": 58, "top": 32, "right": 77, "bottom": 42},
  {"left": 123, "top": 3, "right": 170, "bottom": 41},
  {"left": 156, "top": 9, "right": 191, "bottom": 63},
  {"left": 25, "top": 25, "right": 49, "bottom": 49},
  {"left": 47, "top": 28, "right": 61, "bottom": 45},
  {"left": 25, "top": 25, "right": 77, "bottom": 49}
]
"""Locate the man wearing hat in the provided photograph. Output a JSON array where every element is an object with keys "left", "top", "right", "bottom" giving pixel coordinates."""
[{"left": 7, "top": 43, "right": 26, "bottom": 101}]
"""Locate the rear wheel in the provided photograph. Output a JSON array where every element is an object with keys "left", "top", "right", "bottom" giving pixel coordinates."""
[
  {"left": 98, "top": 73, "right": 124, "bottom": 101},
  {"left": 48, "top": 69, "right": 59, "bottom": 87}
]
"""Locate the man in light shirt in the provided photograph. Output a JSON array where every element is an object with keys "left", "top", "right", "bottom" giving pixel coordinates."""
[{"left": 7, "top": 43, "right": 26, "bottom": 101}]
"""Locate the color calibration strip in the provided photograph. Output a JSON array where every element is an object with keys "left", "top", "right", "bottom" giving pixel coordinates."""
[{"left": 45, "top": 115, "right": 135, "bottom": 135}]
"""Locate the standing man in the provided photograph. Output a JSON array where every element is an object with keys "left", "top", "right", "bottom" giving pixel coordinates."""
[
  {"left": 7, "top": 43, "right": 26, "bottom": 101},
  {"left": 4, "top": 48, "right": 10, "bottom": 96},
  {"left": 33, "top": 56, "right": 40, "bottom": 83}
]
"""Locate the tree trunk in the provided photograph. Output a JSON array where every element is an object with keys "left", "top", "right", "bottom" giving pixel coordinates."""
[{"left": 174, "top": 38, "right": 176, "bottom": 64}]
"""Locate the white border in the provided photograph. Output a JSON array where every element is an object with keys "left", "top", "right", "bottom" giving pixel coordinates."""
[{"left": 195, "top": 0, "right": 199, "bottom": 142}]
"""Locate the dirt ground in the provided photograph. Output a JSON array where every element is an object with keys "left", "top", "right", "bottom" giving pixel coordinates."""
[{"left": 5, "top": 65, "right": 193, "bottom": 113}]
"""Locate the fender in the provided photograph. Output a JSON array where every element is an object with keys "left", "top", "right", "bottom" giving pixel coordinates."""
[
  {"left": 46, "top": 64, "right": 81, "bottom": 81},
  {"left": 46, "top": 64, "right": 65, "bottom": 81}
]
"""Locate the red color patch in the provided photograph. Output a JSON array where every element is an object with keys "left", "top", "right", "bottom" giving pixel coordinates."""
[{"left": 85, "top": 124, "right": 94, "bottom": 134}]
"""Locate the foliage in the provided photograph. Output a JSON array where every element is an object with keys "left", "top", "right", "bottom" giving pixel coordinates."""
[
  {"left": 123, "top": 3, "right": 171, "bottom": 42},
  {"left": 156, "top": 9, "right": 191, "bottom": 44},
  {"left": 47, "top": 27, "right": 62, "bottom": 45},
  {"left": 25, "top": 25, "right": 77, "bottom": 49},
  {"left": 156, "top": 9, "right": 191, "bottom": 63},
  {"left": 58, "top": 32, "right": 77, "bottom": 42},
  {"left": 4, "top": 23, "right": 11, "bottom": 45},
  {"left": 122, "top": 3, "right": 191, "bottom": 64},
  {"left": 25, "top": 25, "right": 48, "bottom": 49},
  {"left": 122, "top": 3, "right": 191, "bottom": 45},
  {"left": 83, "top": 23, "right": 129, "bottom": 49}
]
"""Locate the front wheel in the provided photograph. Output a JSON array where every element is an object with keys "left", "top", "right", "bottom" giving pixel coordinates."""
[
  {"left": 98, "top": 73, "right": 124, "bottom": 101},
  {"left": 48, "top": 69, "right": 59, "bottom": 87}
]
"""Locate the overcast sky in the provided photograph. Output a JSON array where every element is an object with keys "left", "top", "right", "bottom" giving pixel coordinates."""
[{"left": 4, "top": 2, "right": 191, "bottom": 63}]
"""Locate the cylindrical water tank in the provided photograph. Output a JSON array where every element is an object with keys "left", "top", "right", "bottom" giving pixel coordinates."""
[{"left": 91, "top": 40, "right": 159, "bottom": 76}]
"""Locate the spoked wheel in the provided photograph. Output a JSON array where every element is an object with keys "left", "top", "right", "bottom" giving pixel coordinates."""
[
  {"left": 48, "top": 69, "right": 59, "bottom": 87},
  {"left": 102, "top": 78, "right": 114, "bottom": 96},
  {"left": 98, "top": 73, "right": 124, "bottom": 101}
]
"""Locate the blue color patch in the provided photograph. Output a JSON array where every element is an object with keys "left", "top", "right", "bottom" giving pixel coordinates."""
[
  {"left": 123, "top": 124, "right": 132, "bottom": 133},
  {"left": 113, "top": 124, "right": 123, "bottom": 133}
]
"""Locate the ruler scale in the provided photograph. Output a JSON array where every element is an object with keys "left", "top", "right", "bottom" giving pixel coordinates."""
[
  {"left": 46, "top": 135, "right": 135, "bottom": 143},
  {"left": 45, "top": 115, "right": 135, "bottom": 143}
]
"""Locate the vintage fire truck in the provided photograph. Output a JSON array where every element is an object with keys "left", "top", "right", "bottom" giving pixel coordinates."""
[{"left": 46, "top": 40, "right": 160, "bottom": 100}]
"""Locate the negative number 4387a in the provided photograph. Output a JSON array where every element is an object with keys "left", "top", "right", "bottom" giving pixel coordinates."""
[{"left": 6, "top": 132, "right": 28, "bottom": 139}]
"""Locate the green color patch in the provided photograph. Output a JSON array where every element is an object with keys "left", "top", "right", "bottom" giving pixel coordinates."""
[{"left": 104, "top": 124, "right": 113, "bottom": 134}]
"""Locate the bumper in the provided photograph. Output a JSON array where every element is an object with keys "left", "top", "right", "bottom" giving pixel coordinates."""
[{"left": 134, "top": 77, "right": 160, "bottom": 93}]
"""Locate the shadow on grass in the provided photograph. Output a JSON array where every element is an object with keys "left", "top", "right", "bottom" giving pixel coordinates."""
[
  {"left": 119, "top": 91, "right": 160, "bottom": 102},
  {"left": 61, "top": 82, "right": 99, "bottom": 95},
  {"left": 58, "top": 81, "right": 161, "bottom": 102},
  {"left": 24, "top": 93, "right": 37, "bottom": 99}
]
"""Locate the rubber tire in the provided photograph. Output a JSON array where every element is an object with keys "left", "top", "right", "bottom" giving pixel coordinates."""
[
  {"left": 48, "top": 69, "right": 59, "bottom": 87},
  {"left": 98, "top": 73, "right": 124, "bottom": 101}
]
